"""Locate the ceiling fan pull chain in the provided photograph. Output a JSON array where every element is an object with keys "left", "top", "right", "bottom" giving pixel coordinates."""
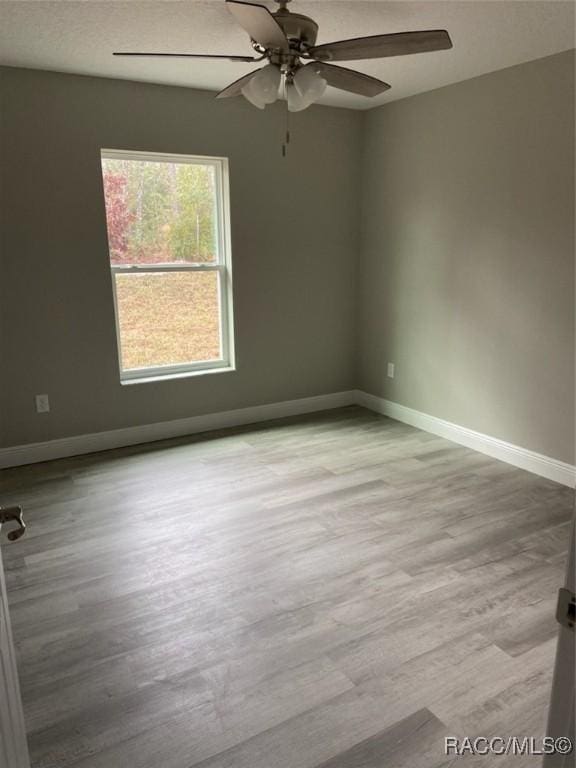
[{"left": 282, "top": 79, "right": 291, "bottom": 157}]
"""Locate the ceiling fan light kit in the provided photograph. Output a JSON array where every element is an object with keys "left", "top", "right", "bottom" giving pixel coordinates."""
[
  {"left": 292, "top": 65, "right": 327, "bottom": 106},
  {"left": 285, "top": 82, "right": 306, "bottom": 112},
  {"left": 114, "top": 0, "right": 453, "bottom": 111},
  {"left": 241, "top": 63, "right": 282, "bottom": 108}
]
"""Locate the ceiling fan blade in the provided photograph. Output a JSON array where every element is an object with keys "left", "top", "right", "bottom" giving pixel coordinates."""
[
  {"left": 113, "top": 52, "right": 258, "bottom": 62},
  {"left": 216, "top": 68, "right": 262, "bottom": 99},
  {"left": 226, "top": 0, "right": 288, "bottom": 51},
  {"left": 311, "top": 62, "right": 390, "bottom": 97},
  {"left": 309, "top": 30, "right": 452, "bottom": 62}
]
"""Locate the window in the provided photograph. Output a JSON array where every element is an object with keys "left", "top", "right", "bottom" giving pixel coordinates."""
[{"left": 100, "top": 149, "right": 234, "bottom": 382}]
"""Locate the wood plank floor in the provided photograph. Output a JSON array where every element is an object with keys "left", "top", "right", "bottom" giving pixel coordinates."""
[{"left": 0, "top": 407, "right": 573, "bottom": 768}]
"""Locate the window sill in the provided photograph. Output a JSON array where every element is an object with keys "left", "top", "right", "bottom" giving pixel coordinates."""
[{"left": 120, "top": 365, "right": 236, "bottom": 386}]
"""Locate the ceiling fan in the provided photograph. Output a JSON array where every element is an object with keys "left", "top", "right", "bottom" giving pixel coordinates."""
[{"left": 114, "top": 0, "right": 453, "bottom": 111}]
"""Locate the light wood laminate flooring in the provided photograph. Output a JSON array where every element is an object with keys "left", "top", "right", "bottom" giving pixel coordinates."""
[{"left": 1, "top": 407, "right": 573, "bottom": 768}]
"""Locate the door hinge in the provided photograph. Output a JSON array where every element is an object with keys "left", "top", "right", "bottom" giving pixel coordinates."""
[{"left": 556, "top": 587, "right": 575, "bottom": 630}]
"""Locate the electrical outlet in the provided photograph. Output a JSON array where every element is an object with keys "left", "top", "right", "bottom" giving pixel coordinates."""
[
  {"left": 35, "top": 394, "right": 50, "bottom": 413},
  {"left": 387, "top": 362, "right": 395, "bottom": 379}
]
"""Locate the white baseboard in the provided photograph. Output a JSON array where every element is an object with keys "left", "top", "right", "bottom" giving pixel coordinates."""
[
  {"left": 0, "top": 391, "right": 356, "bottom": 470},
  {"left": 1, "top": 389, "right": 573, "bottom": 488},
  {"left": 355, "top": 390, "right": 575, "bottom": 488}
]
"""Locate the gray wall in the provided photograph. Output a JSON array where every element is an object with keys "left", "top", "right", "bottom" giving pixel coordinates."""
[
  {"left": 0, "top": 67, "right": 362, "bottom": 447},
  {"left": 358, "top": 51, "right": 575, "bottom": 464},
  {"left": 2, "top": 54, "right": 574, "bottom": 464}
]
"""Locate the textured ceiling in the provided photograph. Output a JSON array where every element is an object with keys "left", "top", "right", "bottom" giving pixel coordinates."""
[{"left": 0, "top": 1, "right": 574, "bottom": 109}]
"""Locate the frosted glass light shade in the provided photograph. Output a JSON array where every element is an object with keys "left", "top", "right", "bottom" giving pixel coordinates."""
[
  {"left": 242, "top": 81, "right": 267, "bottom": 109},
  {"left": 287, "top": 83, "right": 308, "bottom": 112},
  {"left": 293, "top": 65, "right": 327, "bottom": 105},
  {"left": 241, "top": 80, "right": 267, "bottom": 109},
  {"left": 242, "top": 65, "right": 281, "bottom": 109}
]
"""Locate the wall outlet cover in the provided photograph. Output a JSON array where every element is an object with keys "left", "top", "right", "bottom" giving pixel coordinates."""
[{"left": 35, "top": 394, "right": 50, "bottom": 413}]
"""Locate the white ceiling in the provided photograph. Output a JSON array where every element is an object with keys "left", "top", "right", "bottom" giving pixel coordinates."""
[{"left": 0, "top": 1, "right": 574, "bottom": 110}]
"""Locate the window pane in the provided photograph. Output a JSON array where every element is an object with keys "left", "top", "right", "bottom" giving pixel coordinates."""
[
  {"left": 114, "top": 271, "right": 222, "bottom": 371},
  {"left": 102, "top": 158, "right": 218, "bottom": 265}
]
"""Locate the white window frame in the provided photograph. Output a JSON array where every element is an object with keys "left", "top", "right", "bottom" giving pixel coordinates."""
[{"left": 101, "top": 149, "right": 235, "bottom": 384}]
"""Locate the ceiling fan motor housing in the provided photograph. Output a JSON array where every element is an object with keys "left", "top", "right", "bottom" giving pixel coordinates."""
[{"left": 273, "top": 10, "right": 319, "bottom": 51}]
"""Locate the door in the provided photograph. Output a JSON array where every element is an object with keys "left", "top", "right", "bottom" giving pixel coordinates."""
[
  {"left": 0, "top": 506, "right": 30, "bottom": 768},
  {"left": 543, "top": 518, "right": 575, "bottom": 767}
]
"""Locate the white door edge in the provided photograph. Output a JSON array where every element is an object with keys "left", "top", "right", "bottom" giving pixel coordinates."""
[
  {"left": 0, "top": 543, "right": 30, "bottom": 768},
  {"left": 543, "top": 518, "right": 575, "bottom": 767}
]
